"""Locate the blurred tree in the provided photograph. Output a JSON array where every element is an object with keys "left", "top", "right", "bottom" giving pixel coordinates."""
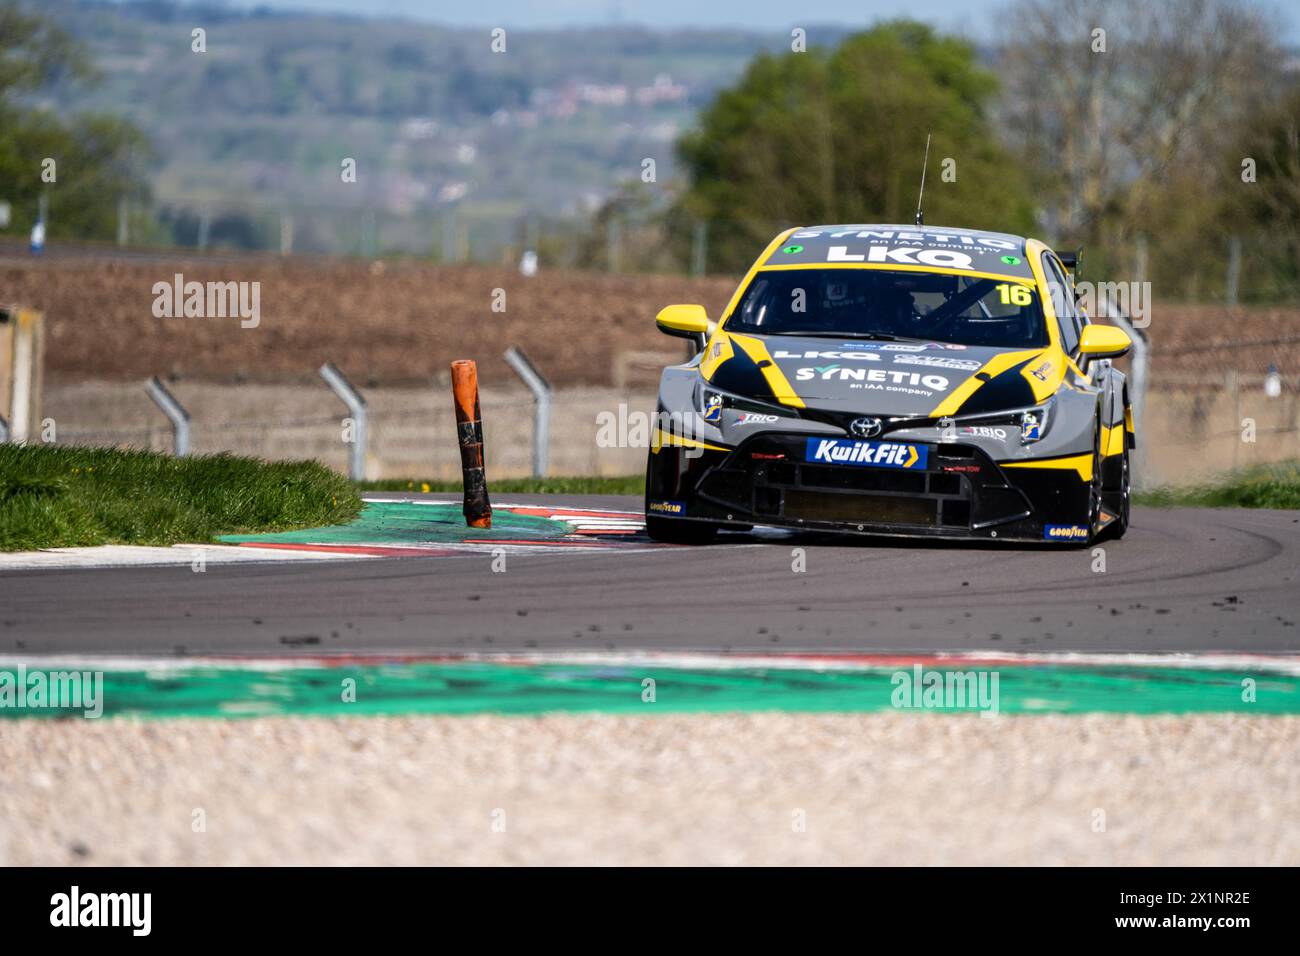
[
  {"left": 998, "top": 0, "right": 1282, "bottom": 285},
  {"left": 673, "top": 21, "right": 1038, "bottom": 271},
  {"left": 0, "top": 0, "right": 153, "bottom": 241},
  {"left": 576, "top": 180, "right": 684, "bottom": 272},
  {"left": 0, "top": 0, "right": 92, "bottom": 98},
  {"left": 1217, "top": 85, "right": 1300, "bottom": 301}
]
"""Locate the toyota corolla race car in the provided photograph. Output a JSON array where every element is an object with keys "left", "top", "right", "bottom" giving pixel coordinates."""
[{"left": 645, "top": 224, "right": 1135, "bottom": 545}]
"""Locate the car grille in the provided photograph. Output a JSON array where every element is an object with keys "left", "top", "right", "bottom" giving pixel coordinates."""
[{"left": 696, "top": 434, "right": 993, "bottom": 530}]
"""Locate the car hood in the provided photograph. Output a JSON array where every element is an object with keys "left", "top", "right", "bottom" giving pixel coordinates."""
[{"left": 709, "top": 332, "right": 1049, "bottom": 418}]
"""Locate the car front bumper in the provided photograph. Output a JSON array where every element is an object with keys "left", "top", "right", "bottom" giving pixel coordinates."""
[{"left": 646, "top": 434, "right": 1095, "bottom": 544}]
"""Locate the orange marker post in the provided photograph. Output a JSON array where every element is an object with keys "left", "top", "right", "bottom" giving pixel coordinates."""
[{"left": 450, "top": 360, "right": 492, "bottom": 528}]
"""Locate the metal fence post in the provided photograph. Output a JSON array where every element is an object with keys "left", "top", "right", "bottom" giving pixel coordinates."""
[
  {"left": 442, "top": 209, "right": 458, "bottom": 263},
  {"left": 319, "top": 362, "right": 368, "bottom": 481},
  {"left": 503, "top": 347, "right": 552, "bottom": 478},
  {"left": 691, "top": 221, "right": 708, "bottom": 276},
  {"left": 2, "top": 307, "right": 45, "bottom": 445},
  {"left": 117, "top": 196, "right": 129, "bottom": 247},
  {"left": 1226, "top": 236, "right": 1241, "bottom": 307},
  {"left": 606, "top": 217, "right": 622, "bottom": 273},
  {"left": 145, "top": 376, "right": 191, "bottom": 457},
  {"left": 362, "top": 209, "right": 377, "bottom": 258},
  {"left": 1113, "top": 313, "right": 1149, "bottom": 490},
  {"left": 197, "top": 209, "right": 211, "bottom": 252},
  {"left": 280, "top": 213, "right": 295, "bottom": 256}
]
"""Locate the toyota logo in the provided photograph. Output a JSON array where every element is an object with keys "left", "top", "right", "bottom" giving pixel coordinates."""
[{"left": 849, "top": 416, "right": 883, "bottom": 438}]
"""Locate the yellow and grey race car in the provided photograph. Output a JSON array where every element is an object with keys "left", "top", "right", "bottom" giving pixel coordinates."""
[{"left": 645, "top": 224, "right": 1134, "bottom": 545}]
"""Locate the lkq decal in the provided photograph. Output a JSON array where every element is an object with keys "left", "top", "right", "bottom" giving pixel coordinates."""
[
  {"left": 772, "top": 349, "right": 882, "bottom": 361},
  {"left": 805, "top": 439, "right": 928, "bottom": 470},
  {"left": 827, "top": 246, "right": 974, "bottom": 270}
]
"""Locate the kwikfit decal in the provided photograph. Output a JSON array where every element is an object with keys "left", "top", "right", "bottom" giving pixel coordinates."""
[{"left": 805, "top": 439, "right": 928, "bottom": 469}]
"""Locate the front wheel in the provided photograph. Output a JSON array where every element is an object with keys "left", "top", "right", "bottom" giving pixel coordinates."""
[
  {"left": 1104, "top": 441, "right": 1131, "bottom": 541},
  {"left": 1086, "top": 418, "right": 1105, "bottom": 543}
]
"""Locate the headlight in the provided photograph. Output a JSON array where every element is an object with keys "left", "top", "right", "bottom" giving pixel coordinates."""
[
  {"left": 701, "top": 389, "right": 723, "bottom": 424},
  {"left": 1018, "top": 407, "right": 1045, "bottom": 443},
  {"left": 942, "top": 397, "right": 1055, "bottom": 445},
  {"left": 695, "top": 380, "right": 797, "bottom": 421}
]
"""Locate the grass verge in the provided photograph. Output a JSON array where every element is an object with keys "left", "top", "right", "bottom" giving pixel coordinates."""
[
  {"left": 0, "top": 444, "right": 361, "bottom": 552},
  {"left": 1135, "top": 460, "right": 1300, "bottom": 509},
  {"left": 358, "top": 475, "right": 645, "bottom": 496}
]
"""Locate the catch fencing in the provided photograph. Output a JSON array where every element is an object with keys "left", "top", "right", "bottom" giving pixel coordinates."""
[{"left": 26, "top": 336, "right": 1300, "bottom": 489}]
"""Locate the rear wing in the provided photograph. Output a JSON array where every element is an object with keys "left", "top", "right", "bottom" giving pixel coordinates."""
[
  {"left": 1056, "top": 249, "right": 1085, "bottom": 313},
  {"left": 1057, "top": 249, "right": 1081, "bottom": 281}
]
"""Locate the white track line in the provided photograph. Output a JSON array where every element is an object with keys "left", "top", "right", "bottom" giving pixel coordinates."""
[
  {"left": 0, "top": 543, "right": 369, "bottom": 570},
  {"left": 1, "top": 650, "right": 1297, "bottom": 675}
]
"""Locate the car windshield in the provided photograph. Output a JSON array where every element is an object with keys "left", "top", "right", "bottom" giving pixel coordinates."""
[{"left": 726, "top": 268, "right": 1049, "bottom": 349}]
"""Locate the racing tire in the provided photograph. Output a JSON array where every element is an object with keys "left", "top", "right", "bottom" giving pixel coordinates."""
[
  {"left": 1103, "top": 441, "right": 1131, "bottom": 541},
  {"left": 644, "top": 515, "right": 719, "bottom": 544},
  {"left": 1086, "top": 416, "right": 1105, "bottom": 545}
]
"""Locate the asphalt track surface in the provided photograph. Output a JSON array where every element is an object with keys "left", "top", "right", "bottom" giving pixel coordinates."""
[{"left": 1, "top": 495, "right": 1298, "bottom": 657}]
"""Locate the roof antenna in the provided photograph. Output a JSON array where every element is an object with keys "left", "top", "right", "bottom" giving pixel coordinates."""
[{"left": 914, "top": 132, "right": 931, "bottom": 227}]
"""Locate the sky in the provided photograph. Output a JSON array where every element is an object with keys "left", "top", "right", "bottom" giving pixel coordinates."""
[
  {"left": 115, "top": 0, "right": 1300, "bottom": 44},
  {"left": 165, "top": 0, "right": 1012, "bottom": 36}
]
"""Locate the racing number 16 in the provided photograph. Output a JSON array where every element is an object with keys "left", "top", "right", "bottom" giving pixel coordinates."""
[{"left": 997, "top": 283, "right": 1033, "bottom": 307}]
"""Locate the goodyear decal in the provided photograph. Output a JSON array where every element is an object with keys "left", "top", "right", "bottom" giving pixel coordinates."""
[
  {"left": 1044, "top": 524, "right": 1089, "bottom": 542},
  {"left": 805, "top": 439, "right": 928, "bottom": 470},
  {"left": 647, "top": 500, "right": 686, "bottom": 516}
]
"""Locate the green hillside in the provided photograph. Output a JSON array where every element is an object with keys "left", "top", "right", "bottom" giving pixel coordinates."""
[{"left": 31, "top": 0, "right": 821, "bottom": 255}]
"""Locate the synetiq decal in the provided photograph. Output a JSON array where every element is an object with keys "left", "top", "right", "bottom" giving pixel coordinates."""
[{"left": 805, "top": 439, "right": 929, "bottom": 469}]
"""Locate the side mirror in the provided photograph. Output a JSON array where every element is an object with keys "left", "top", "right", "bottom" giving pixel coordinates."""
[
  {"left": 656, "top": 304, "right": 709, "bottom": 339},
  {"left": 656, "top": 304, "right": 710, "bottom": 354},
  {"left": 1078, "top": 324, "right": 1132, "bottom": 360}
]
